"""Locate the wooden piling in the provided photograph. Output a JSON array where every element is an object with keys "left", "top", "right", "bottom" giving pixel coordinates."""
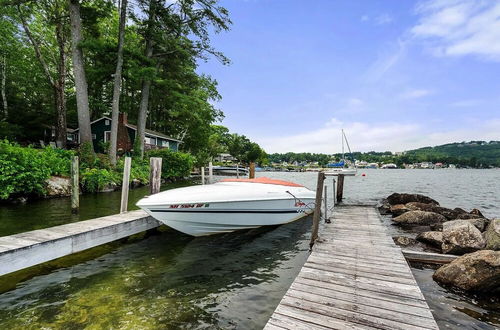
[
  {"left": 201, "top": 166, "right": 205, "bottom": 185},
  {"left": 120, "top": 157, "right": 131, "bottom": 213},
  {"left": 336, "top": 174, "right": 345, "bottom": 203},
  {"left": 149, "top": 157, "right": 162, "bottom": 194},
  {"left": 71, "top": 156, "right": 79, "bottom": 214},
  {"left": 310, "top": 171, "right": 325, "bottom": 248},
  {"left": 323, "top": 185, "right": 329, "bottom": 222},
  {"left": 249, "top": 162, "right": 256, "bottom": 179},
  {"left": 208, "top": 161, "right": 213, "bottom": 184}
]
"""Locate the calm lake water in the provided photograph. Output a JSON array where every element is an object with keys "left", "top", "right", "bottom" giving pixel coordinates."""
[{"left": 0, "top": 169, "right": 499, "bottom": 329}]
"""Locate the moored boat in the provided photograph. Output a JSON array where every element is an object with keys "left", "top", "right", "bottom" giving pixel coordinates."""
[{"left": 136, "top": 177, "right": 316, "bottom": 236}]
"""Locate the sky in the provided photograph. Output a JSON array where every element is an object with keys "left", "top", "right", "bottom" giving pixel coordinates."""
[{"left": 198, "top": 0, "right": 500, "bottom": 153}]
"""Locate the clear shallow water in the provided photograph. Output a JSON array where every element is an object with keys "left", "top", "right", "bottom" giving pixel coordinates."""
[{"left": 0, "top": 169, "right": 499, "bottom": 329}]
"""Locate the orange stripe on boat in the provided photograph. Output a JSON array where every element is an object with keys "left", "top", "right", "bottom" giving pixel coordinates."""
[{"left": 220, "top": 177, "right": 304, "bottom": 187}]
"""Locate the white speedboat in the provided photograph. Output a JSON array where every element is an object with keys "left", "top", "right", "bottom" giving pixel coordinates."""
[
  {"left": 136, "top": 177, "right": 316, "bottom": 236},
  {"left": 324, "top": 168, "right": 357, "bottom": 176}
]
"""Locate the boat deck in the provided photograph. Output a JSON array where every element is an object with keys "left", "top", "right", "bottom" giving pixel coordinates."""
[{"left": 264, "top": 205, "right": 438, "bottom": 330}]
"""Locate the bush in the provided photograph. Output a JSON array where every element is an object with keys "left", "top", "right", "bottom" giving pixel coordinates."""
[
  {"left": 146, "top": 149, "right": 194, "bottom": 179},
  {"left": 0, "top": 141, "right": 52, "bottom": 199},
  {"left": 80, "top": 168, "right": 120, "bottom": 193},
  {"left": 40, "top": 147, "right": 74, "bottom": 176},
  {"left": 116, "top": 157, "right": 150, "bottom": 185}
]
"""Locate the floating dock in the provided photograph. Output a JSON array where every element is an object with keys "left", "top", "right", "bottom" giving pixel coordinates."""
[
  {"left": 265, "top": 205, "right": 439, "bottom": 330},
  {"left": 0, "top": 210, "right": 160, "bottom": 276}
]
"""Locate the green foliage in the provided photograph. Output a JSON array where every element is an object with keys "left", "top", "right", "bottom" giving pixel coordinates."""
[
  {"left": 78, "top": 142, "right": 97, "bottom": 168},
  {"left": 80, "top": 168, "right": 119, "bottom": 193},
  {"left": 0, "top": 140, "right": 73, "bottom": 199},
  {"left": 146, "top": 149, "right": 194, "bottom": 179}
]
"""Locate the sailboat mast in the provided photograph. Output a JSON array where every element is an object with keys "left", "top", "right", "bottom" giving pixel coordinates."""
[{"left": 341, "top": 129, "right": 345, "bottom": 163}]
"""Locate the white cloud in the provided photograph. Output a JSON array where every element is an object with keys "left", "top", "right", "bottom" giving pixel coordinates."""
[
  {"left": 411, "top": 0, "right": 500, "bottom": 60},
  {"left": 375, "top": 13, "right": 393, "bottom": 25},
  {"left": 361, "top": 15, "right": 369, "bottom": 22},
  {"left": 450, "top": 99, "right": 484, "bottom": 107},
  {"left": 347, "top": 98, "right": 364, "bottom": 106},
  {"left": 257, "top": 118, "right": 500, "bottom": 153},
  {"left": 364, "top": 39, "right": 407, "bottom": 81},
  {"left": 399, "top": 89, "right": 433, "bottom": 99}
]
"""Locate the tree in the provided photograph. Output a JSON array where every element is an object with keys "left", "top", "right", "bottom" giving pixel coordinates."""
[
  {"left": 69, "top": 0, "right": 92, "bottom": 150},
  {"left": 13, "top": 0, "right": 69, "bottom": 146},
  {"left": 108, "top": 0, "right": 128, "bottom": 165},
  {"left": 134, "top": 0, "right": 231, "bottom": 158}
]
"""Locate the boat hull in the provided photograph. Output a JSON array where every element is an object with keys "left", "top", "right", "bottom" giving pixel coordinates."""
[{"left": 140, "top": 199, "right": 315, "bottom": 236}]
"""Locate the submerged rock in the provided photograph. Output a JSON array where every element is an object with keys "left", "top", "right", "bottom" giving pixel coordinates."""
[
  {"left": 45, "top": 176, "right": 71, "bottom": 197},
  {"left": 100, "top": 182, "right": 118, "bottom": 193},
  {"left": 392, "top": 211, "right": 446, "bottom": 226},
  {"left": 386, "top": 193, "right": 439, "bottom": 206},
  {"left": 416, "top": 231, "right": 443, "bottom": 248},
  {"left": 390, "top": 204, "right": 410, "bottom": 217},
  {"left": 433, "top": 250, "right": 500, "bottom": 293},
  {"left": 442, "top": 220, "right": 486, "bottom": 254},
  {"left": 405, "top": 202, "right": 459, "bottom": 220},
  {"left": 393, "top": 236, "right": 417, "bottom": 247},
  {"left": 484, "top": 219, "right": 500, "bottom": 250}
]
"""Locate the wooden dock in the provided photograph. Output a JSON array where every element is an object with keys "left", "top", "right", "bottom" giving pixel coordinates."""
[
  {"left": 0, "top": 210, "right": 160, "bottom": 276},
  {"left": 265, "top": 205, "right": 438, "bottom": 330}
]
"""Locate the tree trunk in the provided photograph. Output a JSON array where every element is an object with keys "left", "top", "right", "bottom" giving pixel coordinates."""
[
  {"left": 109, "top": 0, "right": 128, "bottom": 165},
  {"left": 0, "top": 56, "right": 6, "bottom": 120},
  {"left": 55, "top": 21, "right": 67, "bottom": 148},
  {"left": 136, "top": 0, "right": 156, "bottom": 159},
  {"left": 69, "top": 0, "right": 93, "bottom": 149}
]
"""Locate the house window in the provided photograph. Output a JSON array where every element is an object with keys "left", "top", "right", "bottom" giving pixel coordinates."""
[
  {"left": 92, "top": 134, "right": 96, "bottom": 140},
  {"left": 104, "top": 131, "right": 111, "bottom": 142},
  {"left": 161, "top": 140, "right": 169, "bottom": 148},
  {"left": 145, "top": 136, "right": 155, "bottom": 145},
  {"left": 105, "top": 119, "right": 110, "bottom": 126}
]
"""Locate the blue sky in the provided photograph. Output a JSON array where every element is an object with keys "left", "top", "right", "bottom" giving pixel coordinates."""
[{"left": 198, "top": 0, "right": 500, "bottom": 153}]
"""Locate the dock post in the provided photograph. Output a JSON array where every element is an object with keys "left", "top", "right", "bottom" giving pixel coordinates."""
[
  {"left": 310, "top": 171, "right": 325, "bottom": 249},
  {"left": 336, "top": 174, "right": 344, "bottom": 203},
  {"left": 208, "top": 161, "right": 213, "bottom": 184},
  {"left": 120, "top": 157, "right": 131, "bottom": 213},
  {"left": 324, "top": 185, "right": 329, "bottom": 223},
  {"left": 149, "top": 157, "right": 162, "bottom": 194},
  {"left": 71, "top": 156, "right": 79, "bottom": 214},
  {"left": 249, "top": 162, "right": 255, "bottom": 179},
  {"left": 201, "top": 167, "right": 205, "bottom": 185}
]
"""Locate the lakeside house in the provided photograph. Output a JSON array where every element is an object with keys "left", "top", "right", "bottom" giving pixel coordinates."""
[{"left": 73, "top": 113, "right": 182, "bottom": 153}]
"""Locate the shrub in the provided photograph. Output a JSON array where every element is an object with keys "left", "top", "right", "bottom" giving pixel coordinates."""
[
  {"left": 40, "top": 147, "right": 74, "bottom": 176},
  {"left": 116, "top": 157, "right": 150, "bottom": 185},
  {"left": 0, "top": 140, "right": 52, "bottom": 199},
  {"left": 146, "top": 149, "right": 194, "bottom": 179},
  {"left": 80, "top": 168, "right": 120, "bottom": 193}
]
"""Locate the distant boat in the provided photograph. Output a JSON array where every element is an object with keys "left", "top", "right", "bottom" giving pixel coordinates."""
[
  {"left": 325, "top": 129, "right": 357, "bottom": 176},
  {"left": 381, "top": 163, "right": 398, "bottom": 169},
  {"left": 137, "top": 178, "right": 316, "bottom": 236}
]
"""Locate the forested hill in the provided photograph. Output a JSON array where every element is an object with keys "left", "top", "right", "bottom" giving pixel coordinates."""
[{"left": 404, "top": 141, "right": 500, "bottom": 166}]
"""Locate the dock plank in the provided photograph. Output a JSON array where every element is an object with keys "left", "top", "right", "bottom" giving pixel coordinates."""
[{"left": 264, "top": 205, "right": 438, "bottom": 329}]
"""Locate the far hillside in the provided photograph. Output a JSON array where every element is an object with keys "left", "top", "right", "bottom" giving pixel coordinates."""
[{"left": 404, "top": 141, "right": 500, "bottom": 167}]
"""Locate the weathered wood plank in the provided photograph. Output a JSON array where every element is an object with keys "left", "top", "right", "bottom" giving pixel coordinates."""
[{"left": 264, "top": 205, "right": 438, "bottom": 330}]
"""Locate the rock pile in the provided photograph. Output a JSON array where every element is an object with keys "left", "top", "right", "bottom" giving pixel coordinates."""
[{"left": 381, "top": 193, "right": 499, "bottom": 293}]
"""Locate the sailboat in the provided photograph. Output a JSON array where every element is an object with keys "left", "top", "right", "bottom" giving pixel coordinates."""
[{"left": 325, "top": 129, "right": 357, "bottom": 176}]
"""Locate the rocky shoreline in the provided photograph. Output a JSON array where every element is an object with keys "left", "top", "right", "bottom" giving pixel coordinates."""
[{"left": 380, "top": 193, "right": 499, "bottom": 294}]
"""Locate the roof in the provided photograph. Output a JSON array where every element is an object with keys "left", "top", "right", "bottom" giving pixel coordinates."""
[
  {"left": 220, "top": 177, "right": 304, "bottom": 187},
  {"left": 73, "top": 116, "right": 182, "bottom": 143}
]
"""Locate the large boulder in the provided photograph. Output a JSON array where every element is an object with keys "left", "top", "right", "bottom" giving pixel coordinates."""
[
  {"left": 470, "top": 208, "right": 485, "bottom": 218},
  {"left": 45, "top": 176, "right": 71, "bottom": 197},
  {"left": 392, "top": 211, "right": 446, "bottom": 226},
  {"left": 466, "top": 218, "right": 489, "bottom": 232},
  {"left": 433, "top": 250, "right": 500, "bottom": 293},
  {"left": 456, "top": 213, "right": 482, "bottom": 220},
  {"left": 393, "top": 236, "right": 417, "bottom": 247},
  {"left": 405, "top": 202, "right": 459, "bottom": 220},
  {"left": 484, "top": 219, "right": 500, "bottom": 250},
  {"left": 442, "top": 220, "right": 486, "bottom": 254},
  {"left": 390, "top": 204, "right": 410, "bottom": 217},
  {"left": 416, "top": 231, "right": 443, "bottom": 248},
  {"left": 386, "top": 193, "right": 439, "bottom": 206}
]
